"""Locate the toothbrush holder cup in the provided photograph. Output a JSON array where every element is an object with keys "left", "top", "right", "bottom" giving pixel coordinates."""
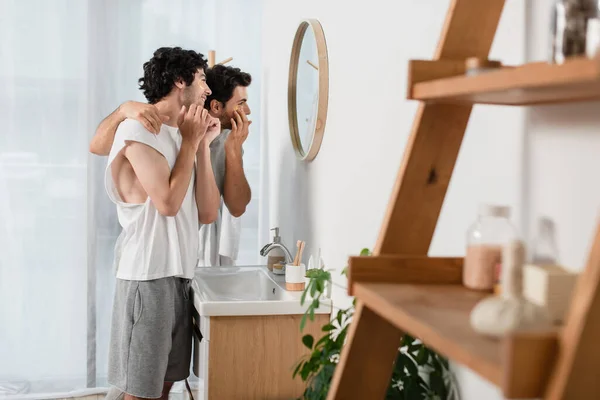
[{"left": 285, "top": 263, "right": 306, "bottom": 291}]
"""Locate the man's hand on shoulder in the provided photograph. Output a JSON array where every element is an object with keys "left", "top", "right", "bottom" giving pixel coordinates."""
[{"left": 119, "top": 101, "right": 169, "bottom": 134}]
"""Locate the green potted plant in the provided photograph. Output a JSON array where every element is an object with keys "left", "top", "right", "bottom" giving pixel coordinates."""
[{"left": 293, "top": 249, "right": 459, "bottom": 400}]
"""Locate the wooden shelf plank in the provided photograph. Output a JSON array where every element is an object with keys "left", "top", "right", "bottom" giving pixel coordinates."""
[
  {"left": 410, "top": 56, "right": 600, "bottom": 105},
  {"left": 354, "top": 283, "right": 558, "bottom": 397},
  {"left": 347, "top": 256, "right": 463, "bottom": 294},
  {"left": 355, "top": 283, "right": 501, "bottom": 384}
]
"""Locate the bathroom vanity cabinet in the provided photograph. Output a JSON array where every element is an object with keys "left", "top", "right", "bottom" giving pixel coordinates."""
[{"left": 192, "top": 266, "right": 332, "bottom": 399}]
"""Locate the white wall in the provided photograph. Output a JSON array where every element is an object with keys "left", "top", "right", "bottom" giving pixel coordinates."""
[
  {"left": 261, "top": 1, "right": 524, "bottom": 399},
  {"left": 524, "top": 0, "right": 600, "bottom": 272}
]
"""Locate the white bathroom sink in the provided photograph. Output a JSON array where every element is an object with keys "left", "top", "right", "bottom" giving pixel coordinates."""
[
  {"left": 192, "top": 266, "right": 332, "bottom": 316},
  {"left": 195, "top": 267, "right": 292, "bottom": 301}
]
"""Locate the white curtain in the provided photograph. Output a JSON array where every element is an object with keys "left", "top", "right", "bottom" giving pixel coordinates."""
[{"left": 0, "top": 0, "right": 262, "bottom": 398}]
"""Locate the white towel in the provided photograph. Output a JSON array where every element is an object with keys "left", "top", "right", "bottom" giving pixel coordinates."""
[{"left": 197, "top": 203, "right": 241, "bottom": 267}]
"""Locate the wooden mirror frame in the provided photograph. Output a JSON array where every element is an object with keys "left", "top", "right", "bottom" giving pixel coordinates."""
[{"left": 288, "top": 19, "right": 329, "bottom": 162}]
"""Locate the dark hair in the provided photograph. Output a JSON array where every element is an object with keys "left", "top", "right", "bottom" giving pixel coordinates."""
[
  {"left": 205, "top": 64, "right": 252, "bottom": 109},
  {"left": 138, "top": 47, "right": 208, "bottom": 104}
]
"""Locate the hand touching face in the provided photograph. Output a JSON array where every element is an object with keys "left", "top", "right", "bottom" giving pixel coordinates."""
[
  {"left": 177, "top": 104, "right": 212, "bottom": 148},
  {"left": 225, "top": 108, "right": 251, "bottom": 150}
]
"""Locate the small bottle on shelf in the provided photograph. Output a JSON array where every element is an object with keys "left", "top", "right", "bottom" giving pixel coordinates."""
[
  {"left": 530, "top": 217, "right": 559, "bottom": 266},
  {"left": 464, "top": 204, "right": 519, "bottom": 292}
]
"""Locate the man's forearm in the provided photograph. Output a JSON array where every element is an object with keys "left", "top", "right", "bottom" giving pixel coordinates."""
[
  {"left": 195, "top": 144, "right": 221, "bottom": 224},
  {"left": 124, "top": 139, "right": 198, "bottom": 217},
  {"left": 166, "top": 141, "right": 198, "bottom": 213},
  {"left": 223, "top": 145, "right": 251, "bottom": 217},
  {"left": 90, "top": 106, "right": 125, "bottom": 156}
]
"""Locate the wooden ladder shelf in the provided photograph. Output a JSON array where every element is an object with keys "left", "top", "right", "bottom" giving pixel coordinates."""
[{"left": 327, "top": 1, "right": 600, "bottom": 399}]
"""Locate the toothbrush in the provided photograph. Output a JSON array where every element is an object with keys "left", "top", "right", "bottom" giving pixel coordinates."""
[
  {"left": 298, "top": 241, "right": 305, "bottom": 265},
  {"left": 293, "top": 241, "right": 300, "bottom": 265},
  {"left": 293, "top": 240, "right": 305, "bottom": 266}
]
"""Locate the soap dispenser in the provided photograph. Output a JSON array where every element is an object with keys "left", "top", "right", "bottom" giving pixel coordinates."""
[{"left": 267, "top": 227, "right": 286, "bottom": 272}]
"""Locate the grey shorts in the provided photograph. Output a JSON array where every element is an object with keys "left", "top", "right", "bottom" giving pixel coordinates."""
[{"left": 108, "top": 277, "right": 193, "bottom": 399}]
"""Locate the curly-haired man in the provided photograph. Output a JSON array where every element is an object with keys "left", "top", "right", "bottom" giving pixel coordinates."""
[
  {"left": 102, "top": 47, "right": 221, "bottom": 400},
  {"left": 91, "top": 64, "right": 253, "bottom": 267}
]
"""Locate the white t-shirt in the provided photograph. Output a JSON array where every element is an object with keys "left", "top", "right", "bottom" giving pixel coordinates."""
[
  {"left": 197, "top": 129, "right": 241, "bottom": 267},
  {"left": 105, "top": 119, "right": 199, "bottom": 280}
]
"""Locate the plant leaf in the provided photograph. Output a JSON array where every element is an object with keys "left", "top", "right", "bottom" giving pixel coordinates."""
[
  {"left": 430, "top": 371, "right": 447, "bottom": 399},
  {"left": 300, "top": 362, "right": 312, "bottom": 381},
  {"left": 403, "top": 353, "right": 419, "bottom": 377},
  {"left": 401, "top": 334, "right": 415, "bottom": 347},
  {"left": 336, "top": 311, "right": 343, "bottom": 326},
  {"left": 430, "top": 353, "right": 443, "bottom": 372},
  {"left": 416, "top": 345, "right": 428, "bottom": 366},
  {"left": 300, "top": 285, "right": 309, "bottom": 305},
  {"left": 404, "top": 377, "right": 425, "bottom": 400},
  {"left": 313, "top": 298, "right": 320, "bottom": 310},
  {"left": 302, "top": 334, "right": 314, "bottom": 349},
  {"left": 360, "top": 248, "right": 371, "bottom": 256},
  {"left": 315, "top": 333, "right": 330, "bottom": 348},
  {"left": 322, "top": 323, "right": 336, "bottom": 332},
  {"left": 407, "top": 343, "right": 421, "bottom": 354},
  {"left": 293, "top": 360, "right": 304, "bottom": 378},
  {"left": 316, "top": 279, "right": 324, "bottom": 293},
  {"left": 300, "top": 312, "right": 308, "bottom": 332},
  {"left": 393, "top": 351, "right": 406, "bottom": 378}
]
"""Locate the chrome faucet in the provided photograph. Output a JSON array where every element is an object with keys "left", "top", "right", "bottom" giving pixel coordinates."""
[{"left": 260, "top": 227, "right": 294, "bottom": 264}]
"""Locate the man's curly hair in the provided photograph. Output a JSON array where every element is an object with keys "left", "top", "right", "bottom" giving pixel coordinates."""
[
  {"left": 138, "top": 47, "right": 208, "bottom": 104},
  {"left": 205, "top": 64, "right": 252, "bottom": 109}
]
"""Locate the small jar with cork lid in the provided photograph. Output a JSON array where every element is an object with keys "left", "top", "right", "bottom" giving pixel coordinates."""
[{"left": 464, "top": 204, "right": 519, "bottom": 291}]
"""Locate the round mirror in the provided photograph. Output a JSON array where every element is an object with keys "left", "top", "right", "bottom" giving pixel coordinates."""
[{"left": 288, "top": 20, "right": 329, "bottom": 161}]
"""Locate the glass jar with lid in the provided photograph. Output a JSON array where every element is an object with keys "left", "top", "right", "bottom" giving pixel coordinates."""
[{"left": 464, "top": 204, "right": 519, "bottom": 291}]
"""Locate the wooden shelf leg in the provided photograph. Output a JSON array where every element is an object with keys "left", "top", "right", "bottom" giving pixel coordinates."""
[
  {"left": 374, "top": 102, "right": 473, "bottom": 255},
  {"left": 327, "top": 302, "right": 403, "bottom": 400},
  {"left": 545, "top": 221, "right": 600, "bottom": 400},
  {"left": 502, "top": 331, "right": 558, "bottom": 398},
  {"left": 374, "top": 0, "right": 506, "bottom": 256}
]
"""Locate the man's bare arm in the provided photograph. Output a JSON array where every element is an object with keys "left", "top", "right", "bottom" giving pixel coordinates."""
[
  {"left": 223, "top": 146, "right": 251, "bottom": 217},
  {"left": 124, "top": 105, "right": 208, "bottom": 216},
  {"left": 223, "top": 110, "right": 251, "bottom": 217},
  {"left": 125, "top": 140, "right": 197, "bottom": 216},
  {"left": 195, "top": 143, "right": 221, "bottom": 224},
  {"left": 90, "top": 101, "right": 168, "bottom": 156}
]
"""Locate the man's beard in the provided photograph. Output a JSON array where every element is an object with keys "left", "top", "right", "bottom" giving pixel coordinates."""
[
  {"left": 220, "top": 114, "right": 233, "bottom": 130},
  {"left": 182, "top": 89, "right": 204, "bottom": 108}
]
